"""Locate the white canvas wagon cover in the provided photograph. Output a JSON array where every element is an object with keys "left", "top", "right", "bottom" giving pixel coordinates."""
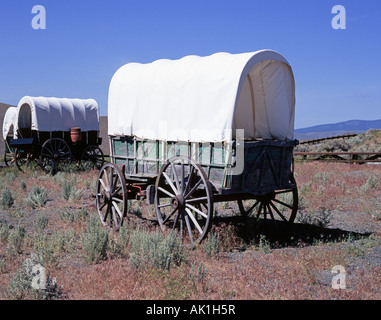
[
  {"left": 2, "top": 107, "right": 18, "bottom": 140},
  {"left": 108, "top": 50, "right": 295, "bottom": 142},
  {"left": 15, "top": 96, "right": 99, "bottom": 136}
]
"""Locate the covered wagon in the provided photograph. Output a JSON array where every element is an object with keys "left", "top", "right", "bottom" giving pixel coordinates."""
[
  {"left": 3, "top": 106, "right": 18, "bottom": 167},
  {"left": 96, "top": 50, "right": 299, "bottom": 244},
  {"left": 4, "top": 96, "right": 104, "bottom": 173}
]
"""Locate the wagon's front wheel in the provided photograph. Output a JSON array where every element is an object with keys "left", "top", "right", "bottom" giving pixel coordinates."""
[
  {"left": 4, "top": 151, "right": 17, "bottom": 167},
  {"left": 155, "top": 156, "right": 214, "bottom": 245},
  {"left": 96, "top": 163, "right": 128, "bottom": 231},
  {"left": 238, "top": 178, "right": 298, "bottom": 232}
]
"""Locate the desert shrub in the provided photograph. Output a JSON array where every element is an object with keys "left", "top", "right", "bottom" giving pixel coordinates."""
[
  {"left": 258, "top": 234, "right": 272, "bottom": 254},
  {"left": 60, "top": 207, "right": 89, "bottom": 224},
  {"left": 7, "top": 223, "right": 27, "bottom": 255},
  {"left": 1, "top": 187, "right": 14, "bottom": 209},
  {"left": 61, "top": 175, "right": 83, "bottom": 201},
  {"left": 81, "top": 215, "right": 109, "bottom": 264},
  {"left": 314, "top": 172, "right": 330, "bottom": 185},
  {"left": 109, "top": 223, "right": 131, "bottom": 258},
  {"left": 7, "top": 223, "right": 27, "bottom": 254},
  {"left": 129, "top": 229, "right": 185, "bottom": 270},
  {"left": 35, "top": 213, "right": 49, "bottom": 231},
  {"left": 371, "top": 211, "right": 381, "bottom": 221},
  {"left": 297, "top": 208, "right": 332, "bottom": 228},
  {"left": 6, "top": 254, "right": 63, "bottom": 300},
  {"left": 203, "top": 232, "right": 220, "bottom": 257},
  {"left": 319, "top": 140, "right": 350, "bottom": 152},
  {"left": 0, "top": 223, "right": 9, "bottom": 243},
  {"left": 33, "top": 232, "right": 59, "bottom": 268},
  {"left": 26, "top": 186, "right": 48, "bottom": 209},
  {"left": 0, "top": 257, "right": 8, "bottom": 274},
  {"left": 361, "top": 175, "right": 378, "bottom": 193},
  {"left": 5, "top": 171, "right": 18, "bottom": 183},
  {"left": 33, "top": 228, "right": 76, "bottom": 268},
  {"left": 188, "top": 261, "right": 208, "bottom": 283}
]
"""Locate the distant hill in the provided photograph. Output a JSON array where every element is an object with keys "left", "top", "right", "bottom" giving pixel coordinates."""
[{"left": 295, "top": 119, "right": 381, "bottom": 140}]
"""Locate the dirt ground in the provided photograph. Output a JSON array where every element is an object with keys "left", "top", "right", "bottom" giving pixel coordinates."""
[{"left": 0, "top": 161, "right": 380, "bottom": 300}]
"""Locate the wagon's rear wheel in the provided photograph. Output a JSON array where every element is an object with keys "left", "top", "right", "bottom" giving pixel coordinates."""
[
  {"left": 238, "top": 176, "right": 298, "bottom": 232},
  {"left": 96, "top": 163, "right": 128, "bottom": 231},
  {"left": 81, "top": 145, "right": 105, "bottom": 170},
  {"left": 40, "top": 138, "right": 72, "bottom": 175},
  {"left": 155, "top": 156, "right": 213, "bottom": 245}
]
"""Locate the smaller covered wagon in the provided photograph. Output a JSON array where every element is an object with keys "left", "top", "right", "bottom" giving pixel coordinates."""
[
  {"left": 3, "top": 96, "right": 104, "bottom": 174},
  {"left": 3, "top": 106, "right": 18, "bottom": 167},
  {"left": 96, "top": 50, "right": 299, "bottom": 244}
]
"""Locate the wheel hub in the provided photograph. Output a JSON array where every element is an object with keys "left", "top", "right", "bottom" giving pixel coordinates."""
[
  {"left": 102, "top": 190, "right": 112, "bottom": 203},
  {"left": 259, "top": 191, "right": 276, "bottom": 205},
  {"left": 172, "top": 194, "right": 185, "bottom": 210}
]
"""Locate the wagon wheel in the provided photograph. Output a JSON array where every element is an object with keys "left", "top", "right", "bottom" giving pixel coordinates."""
[
  {"left": 14, "top": 149, "right": 38, "bottom": 172},
  {"left": 238, "top": 175, "right": 298, "bottom": 232},
  {"left": 40, "top": 138, "right": 72, "bottom": 175},
  {"left": 81, "top": 145, "right": 105, "bottom": 170},
  {"left": 4, "top": 151, "right": 17, "bottom": 168},
  {"left": 96, "top": 163, "right": 128, "bottom": 231},
  {"left": 155, "top": 156, "right": 214, "bottom": 245}
]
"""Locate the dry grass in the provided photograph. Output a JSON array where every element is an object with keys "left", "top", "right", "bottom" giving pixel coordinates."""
[{"left": 0, "top": 161, "right": 380, "bottom": 300}]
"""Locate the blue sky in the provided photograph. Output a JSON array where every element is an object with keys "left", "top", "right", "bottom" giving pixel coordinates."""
[{"left": 0, "top": 0, "right": 380, "bottom": 129}]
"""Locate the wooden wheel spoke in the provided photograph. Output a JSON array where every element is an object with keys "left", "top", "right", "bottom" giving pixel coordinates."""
[
  {"left": 180, "top": 160, "right": 185, "bottom": 193},
  {"left": 243, "top": 200, "right": 259, "bottom": 215},
  {"left": 273, "top": 198, "right": 294, "bottom": 210},
  {"left": 112, "top": 197, "right": 123, "bottom": 203},
  {"left": 185, "top": 208, "right": 203, "bottom": 234},
  {"left": 185, "top": 203, "right": 208, "bottom": 219},
  {"left": 111, "top": 173, "right": 119, "bottom": 194},
  {"left": 163, "top": 172, "right": 178, "bottom": 194},
  {"left": 162, "top": 207, "right": 179, "bottom": 224},
  {"left": 269, "top": 201, "right": 289, "bottom": 222},
  {"left": 157, "top": 202, "right": 172, "bottom": 208},
  {"left": 170, "top": 162, "right": 181, "bottom": 193},
  {"left": 267, "top": 204, "right": 275, "bottom": 221},
  {"left": 184, "top": 179, "right": 202, "bottom": 199},
  {"left": 112, "top": 201, "right": 123, "bottom": 218},
  {"left": 158, "top": 186, "right": 175, "bottom": 198},
  {"left": 184, "top": 166, "right": 195, "bottom": 195},
  {"left": 184, "top": 212, "right": 195, "bottom": 245},
  {"left": 99, "top": 178, "right": 108, "bottom": 191},
  {"left": 103, "top": 203, "right": 111, "bottom": 222},
  {"left": 256, "top": 203, "right": 263, "bottom": 220},
  {"left": 275, "top": 188, "right": 294, "bottom": 195},
  {"left": 112, "top": 186, "right": 122, "bottom": 197},
  {"left": 99, "top": 201, "right": 107, "bottom": 211},
  {"left": 172, "top": 211, "right": 180, "bottom": 231},
  {"left": 185, "top": 196, "right": 208, "bottom": 204}
]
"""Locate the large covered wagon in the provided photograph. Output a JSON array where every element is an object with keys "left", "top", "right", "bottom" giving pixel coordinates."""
[
  {"left": 96, "top": 50, "right": 299, "bottom": 244},
  {"left": 3, "top": 96, "right": 104, "bottom": 173}
]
